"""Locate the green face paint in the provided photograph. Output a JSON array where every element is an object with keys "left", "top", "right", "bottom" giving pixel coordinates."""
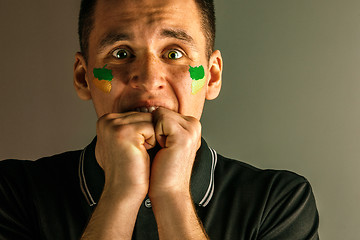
[
  {"left": 189, "top": 65, "right": 206, "bottom": 94},
  {"left": 93, "top": 64, "right": 113, "bottom": 93},
  {"left": 189, "top": 65, "right": 205, "bottom": 80},
  {"left": 93, "top": 64, "right": 113, "bottom": 81}
]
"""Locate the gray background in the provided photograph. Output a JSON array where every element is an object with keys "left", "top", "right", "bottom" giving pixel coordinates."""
[{"left": 1, "top": 0, "right": 359, "bottom": 239}]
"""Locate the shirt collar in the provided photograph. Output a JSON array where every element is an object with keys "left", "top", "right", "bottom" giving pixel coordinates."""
[{"left": 79, "top": 137, "right": 217, "bottom": 207}]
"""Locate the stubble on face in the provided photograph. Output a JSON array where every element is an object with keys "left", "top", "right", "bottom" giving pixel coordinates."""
[{"left": 85, "top": 0, "right": 209, "bottom": 119}]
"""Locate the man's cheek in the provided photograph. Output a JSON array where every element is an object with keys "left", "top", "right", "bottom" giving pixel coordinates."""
[
  {"left": 93, "top": 65, "right": 114, "bottom": 93},
  {"left": 166, "top": 65, "right": 193, "bottom": 90},
  {"left": 93, "top": 64, "right": 129, "bottom": 94},
  {"left": 189, "top": 65, "right": 206, "bottom": 94}
]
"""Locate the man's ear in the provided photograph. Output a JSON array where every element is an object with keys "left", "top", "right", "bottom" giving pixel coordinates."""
[
  {"left": 74, "top": 52, "right": 92, "bottom": 100},
  {"left": 206, "top": 50, "right": 223, "bottom": 100}
]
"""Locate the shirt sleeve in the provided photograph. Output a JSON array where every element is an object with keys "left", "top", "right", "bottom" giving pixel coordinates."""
[
  {"left": 258, "top": 173, "right": 320, "bottom": 240},
  {"left": 0, "top": 160, "right": 37, "bottom": 240}
]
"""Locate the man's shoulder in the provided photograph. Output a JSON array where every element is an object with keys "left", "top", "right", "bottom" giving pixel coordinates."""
[
  {"left": 0, "top": 149, "right": 82, "bottom": 168},
  {"left": 214, "top": 153, "right": 311, "bottom": 196},
  {"left": 0, "top": 149, "right": 82, "bottom": 184},
  {"left": 0, "top": 149, "right": 84, "bottom": 212},
  {"left": 0, "top": 149, "right": 88, "bottom": 240},
  {"left": 206, "top": 152, "right": 319, "bottom": 239}
]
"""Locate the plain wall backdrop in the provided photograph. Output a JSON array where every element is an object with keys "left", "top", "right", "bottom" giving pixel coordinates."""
[{"left": 1, "top": 0, "right": 360, "bottom": 239}]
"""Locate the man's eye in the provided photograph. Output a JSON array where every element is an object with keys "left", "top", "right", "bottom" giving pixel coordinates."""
[
  {"left": 167, "top": 50, "right": 183, "bottom": 60},
  {"left": 112, "top": 49, "right": 129, "bottom": 59}
]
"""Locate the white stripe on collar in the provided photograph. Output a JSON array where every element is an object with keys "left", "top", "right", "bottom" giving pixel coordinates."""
[
  {"left": 78, "top": 147, "right": 96, "bottom": 206},
  {"left": 79, "top": 146, "right": 218, "bottom": 207},
  {"left": 198, "top": 147, "right": 217, "bottom": 207}
]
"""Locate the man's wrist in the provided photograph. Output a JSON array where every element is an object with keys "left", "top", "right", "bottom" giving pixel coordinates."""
[
  {"left": 102, "top": 183, "right": 148, "bottom": 205},
  {"left": 149, "top": 188, "right": 193, "bottom": 208},
  {"left": 150, "top": 189, "right": 208, "bottom": 239}
]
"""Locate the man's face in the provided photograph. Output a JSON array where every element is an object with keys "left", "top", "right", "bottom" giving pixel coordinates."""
[{"left": 77, "top": 0, "right": 221, "bottom": 120}]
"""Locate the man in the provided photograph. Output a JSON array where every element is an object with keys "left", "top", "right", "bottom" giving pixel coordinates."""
[{"left": 0, "top": 0, "right": 319, "bottom": 239}]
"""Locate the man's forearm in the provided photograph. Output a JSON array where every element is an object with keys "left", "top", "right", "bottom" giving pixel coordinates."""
[
  {"left": 81, "top": 189, "right": 144, "bottom": 240},
  {"left": 151, "top": 192, "right": 209, "bottom": 240}
]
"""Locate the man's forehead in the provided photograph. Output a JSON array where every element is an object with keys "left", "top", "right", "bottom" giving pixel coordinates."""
[
  {"left": 95, "top": 0, "right": 197, "bottom": 31},
  {"left": 97, "top": 28, "right": 197, "bottom": 54},
  {"left": 95, "top": 0, "right": 198, "bottom": 19},
  {"left": 92, "top": 0, "right": 203, "bottom": 50}
]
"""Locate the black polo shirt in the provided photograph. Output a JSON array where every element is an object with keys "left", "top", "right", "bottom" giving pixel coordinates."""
[{"left": 0, "top": 138, "right": 319, "bottom": 239}]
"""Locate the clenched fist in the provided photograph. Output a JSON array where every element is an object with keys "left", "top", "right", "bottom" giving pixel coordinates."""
[
  {"left": 95, "top": 111, "right": 156, "bottom": 200},
  {"left": 95, "top": 107, "right": 201, "bottom": 201},
  {"left": 150, "top": 107, "right": 201, "bottom": 198}
]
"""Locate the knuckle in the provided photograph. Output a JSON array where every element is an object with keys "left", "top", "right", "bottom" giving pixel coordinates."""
[
  {"left": 186, "top": 117, "right": 201, "bottom": 133},
  {"left": 118, "top": 124, "right": 148, "bottom": 141},
  {"left": 156, "top": 112, "right": 167, "bottom": 122},
  {"left": 97, "top": 113, "right": 114, "bottom": 126},
  {"left": 113, "top": 124, "right": 134, "bottom": 136},
  {"left": 192, "top": 118, "right": 201, "bottom": 130},
  {"left": 100, "top": 113, "right": 115, "bottom": 121}
]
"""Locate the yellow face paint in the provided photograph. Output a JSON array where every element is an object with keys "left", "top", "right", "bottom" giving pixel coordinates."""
[
  {"left": 92, "top": 79, "right": 112, "bottom": 93},
  {"left": 93, "top": 65, "right": 113, "bottom": 93},
  {"left": 189, "top": 65, "right": 206, "bottom": 94}
]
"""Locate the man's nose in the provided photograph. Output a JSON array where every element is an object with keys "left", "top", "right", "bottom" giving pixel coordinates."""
[{"left": 129, "top": 55, "right": 165, "bottom": 91}]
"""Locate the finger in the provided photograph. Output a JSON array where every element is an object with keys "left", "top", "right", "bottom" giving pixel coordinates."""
[
  {"left": 98, "top": 112, "right": 138, "bottom": 120},
  {"left": 143, "top": 129, "right": 156, "bottom": 150},
  {"left": 99, "top": 112, "right": 153, "bottom": 128},
  {"left": 154, "top": 119, "right": 167, "bottom": 148},
  {"left": 153, "top": 110, "right": 183, "bottom": 148},
  {"left": 100, "top": 111, "right": 152, "bottom": 120},
  {"left": 127, "top": 122, "right": 156, "bottom": 149},
  {"left": 153, "top": 107, "right": 192, "bottom": 128},
  {"left": 116, "top": 112, "right": 152, "bottom": 125},
  {"left": 153, "top": 108, "right": 202, "bottom": 148}
]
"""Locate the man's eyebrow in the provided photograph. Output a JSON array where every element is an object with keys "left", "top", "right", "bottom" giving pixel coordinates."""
[
  {"left": 161, "top": 29, "right": 196, "bottom": 48},
  {"left": 97, "top": 29, "right": 196, "bottom": 53},
  {"left": 98, "top": 32, "right": 133, "bottom": 53}
]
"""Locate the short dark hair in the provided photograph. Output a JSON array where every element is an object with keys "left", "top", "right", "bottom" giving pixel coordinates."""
[{"left": 78, "top": 0, "right": 215, "bottom": 63}]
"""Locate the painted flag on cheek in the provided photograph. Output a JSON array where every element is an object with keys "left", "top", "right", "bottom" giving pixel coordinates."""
[
  {"left": 93, "top": 64, "right": 113, "bottom": 93},
  {"left": 189, "top": 65, "right": 206, "bottom": 94}
]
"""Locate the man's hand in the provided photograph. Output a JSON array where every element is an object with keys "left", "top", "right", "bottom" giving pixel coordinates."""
[
  {"left": 95, "top": 112, "right": 156, "bottom": 199},
  {"left": 81, "top": 112, "right": 157, "bottom": 240},
  {"left": 82, "top": 109, "right": 207, "bottom": 240},
  {"left": 149, "top": 107, "right": 201, "bottom": 198},
  {"left": 149, "top": 108, "right": 207, "bottom": 240},
  {"left": 95, "top": 108, "right": 201, "bottom": 199}
]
